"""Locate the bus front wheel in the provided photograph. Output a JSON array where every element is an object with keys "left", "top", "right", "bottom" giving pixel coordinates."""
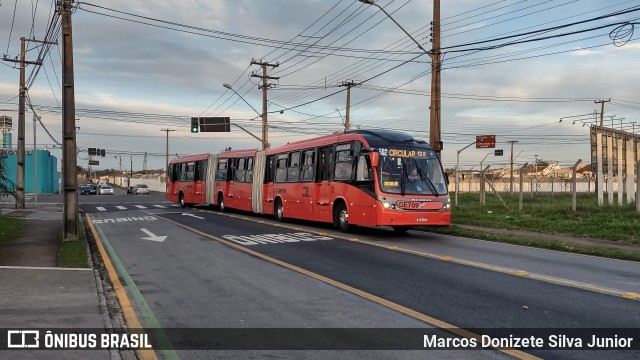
[
  {"left": 334, "top": 203, "right": 351, "bottom": 232},
  {"left": 179, "top": 192, "right": 186, "bottom": 208},
  {"left": 274, "top": 199, "right": 284, "bottom": 222}
]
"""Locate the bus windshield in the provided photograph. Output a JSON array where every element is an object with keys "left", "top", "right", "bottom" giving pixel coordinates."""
[{"left": 377, "top": 147, "right": 448, "bottom": 196}]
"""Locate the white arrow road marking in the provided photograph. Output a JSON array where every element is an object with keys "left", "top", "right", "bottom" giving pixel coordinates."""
[
  {"left": 116, "top": 206, "right": 127, "bottom": 210},
  {"left": 153, "top": 205, "right": 166, "bottom": 208},
  {"left": 140, "top": 228, "right": 167, "bottom": 242},
  {"left": 135, "top": 205, "right": 148, "bottom": 209},
  {"left": 182, "top": 213, "right": 205, "bottom": 219},
  {"left": 96, "top": 207, "right": 107, "bottom": 212}
]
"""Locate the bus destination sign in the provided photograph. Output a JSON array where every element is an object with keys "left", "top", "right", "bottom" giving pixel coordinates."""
[{"left": 379, "top": 148, "right": 431, "bottom": 158}]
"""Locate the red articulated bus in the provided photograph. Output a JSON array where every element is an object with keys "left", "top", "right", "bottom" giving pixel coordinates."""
[{"left": 167, "top": 129, "right": 450, "bottom": 232}]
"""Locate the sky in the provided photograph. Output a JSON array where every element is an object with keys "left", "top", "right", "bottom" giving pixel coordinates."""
[{"left": 1, "top": 0, "right": 640, "bottom": 173}]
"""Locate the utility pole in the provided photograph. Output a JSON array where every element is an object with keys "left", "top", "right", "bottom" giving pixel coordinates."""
[
  {"left": 250, "top": 59, "right": 279, "bottom": 150},
  {"left": 429, "top": 0, "right": 442, "bottom": 154},
  {"left": 33, "top": 113, "right": 40, "bottom": 206},
  {"left": 340, "top": 81, "right": 359, "bottom": 131},
  {"left": 143, "top": 152, "right": 147, "bottom": 174},
  {"left": 507, "top": 140, "right": 519, "bottom": 194},
  {"left": 161, "top": 129, "right": 175, "bottom": 172},
  {"left": 2, "top": 37, "right": 52, "bottom": 208},
  {"left": 60, "top": 0, "right": 78, "bottom": 240},
  {"left": 594, "top": 99, "right": 610, "bottom": 127}
]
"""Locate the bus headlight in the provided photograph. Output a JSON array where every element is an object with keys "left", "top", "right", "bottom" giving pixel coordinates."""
[
  {"left": 442, "top": 202, "right": 451, "bottom": 210},
  {"left": 382, "top": 202, "right": 391, "bottom": 209}
]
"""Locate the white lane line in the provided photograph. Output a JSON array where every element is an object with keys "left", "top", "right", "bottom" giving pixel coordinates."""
[
  {"left": 116, "top": 206, "right": 127, "bottom": 210},
  {"left": 96, "top": 207, "right": 107, "bottom": 212},
  {"left": 135, "top": 205, "right": 147, "bottom": 209},
  {"left": 153, "top": 205, "right": 166, "bottom": 208}
]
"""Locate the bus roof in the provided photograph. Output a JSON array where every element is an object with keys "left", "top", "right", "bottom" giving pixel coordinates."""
[
  {"left": 267, "top": 129, "right": 431, "bottom": 154},
  {"left": 169, "top": 153, "right": 209, "bottom": 164},
  {"left": 217, "top": 148, "right": 259, "bottom": 159}
]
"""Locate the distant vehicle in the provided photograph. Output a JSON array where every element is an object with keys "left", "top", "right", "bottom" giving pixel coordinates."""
[
  {"left": 80, "top": 185, "right": 96, "bottom": 195},
  {"left": 134, "top": 184, "right": 149, "bottom": 195},
  {"left": 98, "top": 185, "right": 114, "bottom": 195},
  {"left": 127, "top": 186, "right": 135, "bottom": 194}
]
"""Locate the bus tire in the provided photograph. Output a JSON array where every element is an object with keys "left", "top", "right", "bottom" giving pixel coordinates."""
[
  {"left": 392, "top": 226, "right": 411, "bottom": 234},
  {"left": 274, "top": 199, "right": 285, "bottom": 222},
  {"left": 179, "top": 192, "right": 186, "bottom": 208},
  {"left": 218, "top": 193, "right": 225, "bottom": 212},
  {"left": 333, "top": 202, "right": 351, "bottom": 232}
]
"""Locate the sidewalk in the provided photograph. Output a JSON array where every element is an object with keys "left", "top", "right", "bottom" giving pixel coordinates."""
[{"left": 0, "top": 203, "right": 111, "bottom": 359}]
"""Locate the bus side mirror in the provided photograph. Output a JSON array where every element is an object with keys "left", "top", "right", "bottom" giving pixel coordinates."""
[{"left": 369, "top": 152, "right": 379, "bottom": 167}]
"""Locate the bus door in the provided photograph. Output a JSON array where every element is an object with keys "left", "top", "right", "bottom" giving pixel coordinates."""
[
  {"left": 263, "top": 156, "right": 275, "bottom": 215},
  {"left": 300, "top": 149, "right": 316, "bottom": 217},
  {"left": 226, "top": 158, "right": 236, "bottom": 208},
  {"left": 193, "top": 160, "right": 206, "bottom": 202},
  {"left": 315, "top": 146, "right": 333, "bottom": 222}
]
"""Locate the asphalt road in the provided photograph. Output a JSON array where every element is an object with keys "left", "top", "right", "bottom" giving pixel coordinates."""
[{"left": 79, "top": 193, "right": 640, "bottom": 359}]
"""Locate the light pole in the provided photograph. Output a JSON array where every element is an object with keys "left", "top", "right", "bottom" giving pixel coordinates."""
[
  {"left": 223, "top": 83, "right": 268, "bottom": 149},
  {"left": 455, "top": 140, "right": 477, "bottom": 206},
  {"left": 631, "top": 122, "right": 637, "bottom": 134},
  {"left": 534, "top": 155, "right": 539, "bottom": 174},
  {"left": 358, "top": 0, "right": 441, "bottom": 153}
]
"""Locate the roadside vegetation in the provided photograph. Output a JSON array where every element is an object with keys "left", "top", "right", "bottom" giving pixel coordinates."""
[
  {"left": 422, "top": 192, "right": 640, "bottom": 261},
  {"left": 0, "top": 216, "right": 24, "bottom": 248},
  {"left": 57, "top": 223, "right": 89, "bottom": 268}
]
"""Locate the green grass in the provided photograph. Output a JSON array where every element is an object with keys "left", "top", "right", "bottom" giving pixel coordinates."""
[
  {"left": 427, "top": 225, "right": 640, "bottom": 262},
  {"left": 57, "top": 223, "right": 89, "bottom": 268},
  {"left": 0, "top": 216, "right": 24, "bottom": 248},
  {"left": 449, "top": 192, "right": 640, "bottom": 244}
]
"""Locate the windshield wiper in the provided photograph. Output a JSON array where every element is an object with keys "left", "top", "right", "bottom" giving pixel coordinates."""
[{"left": 412, "top": 158, "right": 440, "bottom": 196}]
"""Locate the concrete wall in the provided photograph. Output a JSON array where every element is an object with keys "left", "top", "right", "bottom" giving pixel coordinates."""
[{"left": 107, "top": 175, "right": 166, "bottom": 193}]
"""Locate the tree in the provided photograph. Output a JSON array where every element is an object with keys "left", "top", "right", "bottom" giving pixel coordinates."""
[{"left": 0, "top": 154, "right": 16, "bottom": 198}]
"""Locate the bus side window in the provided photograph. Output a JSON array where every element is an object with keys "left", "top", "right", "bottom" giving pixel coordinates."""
[
  {"left": 287, "top": 152, "right": 301, "bottom": 182},
  {"left": 275, "top": 154, "right": 288, "bottom": 183},
  {"left": 186, "top": 162, "right": 195, "bottom": 181},
  {"left": 177, "top": 163, "right": 186, "bottom": 182},
  {"left": 246, "top": 157, "right": 254, "bottom": 183},
  {"left": 300, "top": 150, "right": 314, "bottom": 182},
  {"left": 334, "top": 143, "right": 353, "bottom": 181},
  {"left": 216, "top": 159, "right": 227, "bottom": 181},
  {"left": 356, "top": 155, "right": 370, "bottom": 181},
  {"left": 317, "top": 146, "right": 332, "bottom": 182},
  {"left": 235, "top": 158, "right": 246, "bottom": 182}
]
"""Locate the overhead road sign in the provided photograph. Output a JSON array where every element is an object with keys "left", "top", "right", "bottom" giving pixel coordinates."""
[
  {"left": 476, "top": 135, "right": 496, "bottom": 149},
  {"left": 196, "top": 117, "right": 231, "bottom": 133}
]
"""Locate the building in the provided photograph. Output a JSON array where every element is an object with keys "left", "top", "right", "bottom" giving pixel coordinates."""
[{"left": 0, "top": 148, "right": 60, "bottom": 193}]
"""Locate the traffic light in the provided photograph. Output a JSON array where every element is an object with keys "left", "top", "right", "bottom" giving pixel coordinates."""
[
  {"left": 100, "top": 149, "right": 105, "bottom": 157},
  {"left": 191, "top": 117, "right": 199, "bottom": 133}
]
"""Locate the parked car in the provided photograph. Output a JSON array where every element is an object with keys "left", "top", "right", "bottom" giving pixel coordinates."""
[
  {"left": 98, "top": 185, "right": 114, "bottom": 195},
  {"left": 80, "top": 184, "right": 96, "bottom": 195},
  {"left": 134, "top": 184, "right": 149, "bottom": 195},
  {"left": 127, "top": 186, "right": 136, "bottom": 194}
]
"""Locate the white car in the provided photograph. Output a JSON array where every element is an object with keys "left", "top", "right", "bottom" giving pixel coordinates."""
[
  {"left": 134, "top": 184, "right": 150, "bottom": 195},
  {"left": 98, "top": 185, "right": 114, "bottom": 195}
]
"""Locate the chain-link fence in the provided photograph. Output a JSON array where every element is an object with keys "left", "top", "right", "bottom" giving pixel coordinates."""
[{"left": 450, "top": 161, "right": 640, "bottom": 212}]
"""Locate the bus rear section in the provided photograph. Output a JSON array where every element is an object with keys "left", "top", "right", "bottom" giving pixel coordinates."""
[{"left": 167, "top": 153, "right": 210, "bottom": 207}]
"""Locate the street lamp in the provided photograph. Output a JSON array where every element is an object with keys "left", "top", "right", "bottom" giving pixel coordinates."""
[
  {"left": 358, "top": 0, "right": 442, "bottom": 153},
  {"left": 223, "top": 83, "right": 269, "bottom": 150}
]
